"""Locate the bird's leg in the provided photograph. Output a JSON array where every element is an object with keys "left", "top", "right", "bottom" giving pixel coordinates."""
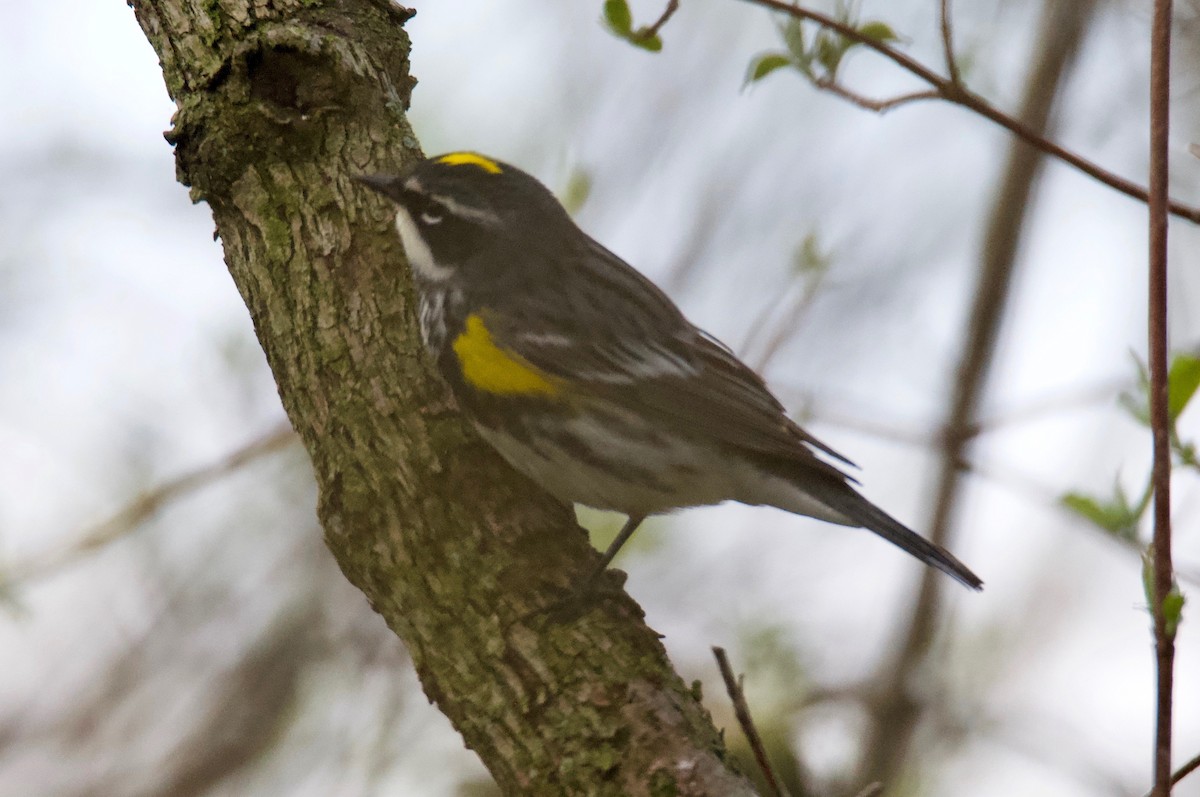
[
  {"left": 534, "top": 514, "right": 647, "bottom": 624},
  {"left": 587, "top": 513, "right": 646, "bottom": 584}
]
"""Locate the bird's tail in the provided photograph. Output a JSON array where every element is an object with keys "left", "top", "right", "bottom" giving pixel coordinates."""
[{"left": 784, "top": 475, "right": 983, "bottom": 591}]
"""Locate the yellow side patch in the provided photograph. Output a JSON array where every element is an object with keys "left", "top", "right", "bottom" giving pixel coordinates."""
[
  {"left": 453, "top": 314, "right": 559, "bottom": 396},
  {"left": 436, "top": 152, "right": 503, "bottom": 174}
]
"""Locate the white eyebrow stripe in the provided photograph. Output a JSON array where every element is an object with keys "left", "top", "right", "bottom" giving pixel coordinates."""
[{"left": 428, "top": 193, "right": 501, "bottom": 225}]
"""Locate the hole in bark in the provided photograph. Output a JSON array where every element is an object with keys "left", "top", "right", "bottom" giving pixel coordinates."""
[{"left": 246, "top": 47, "right": 337, "bottom": 116}]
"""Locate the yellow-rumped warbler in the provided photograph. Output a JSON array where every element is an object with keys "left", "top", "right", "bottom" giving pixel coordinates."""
[{"left": 356, "top": 152, "right": 982, "bottom": 591}]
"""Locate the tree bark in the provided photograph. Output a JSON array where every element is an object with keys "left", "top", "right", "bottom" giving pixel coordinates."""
[{"left": 127, "top": 2, "right": 756, "bottom": 795}]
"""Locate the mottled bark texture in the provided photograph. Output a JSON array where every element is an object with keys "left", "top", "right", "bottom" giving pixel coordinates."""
[{"left": 127, "top": 2, "right": 755, "bottom": 795}]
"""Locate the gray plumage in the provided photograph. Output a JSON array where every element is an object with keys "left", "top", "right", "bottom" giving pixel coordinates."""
[{"left": 355, "top": 156, "right": 983, "bottom": 591}]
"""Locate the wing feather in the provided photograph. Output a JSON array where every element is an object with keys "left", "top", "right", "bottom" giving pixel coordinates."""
[{"left": 479, "top": 236, "right": 854, "bottom": 473}]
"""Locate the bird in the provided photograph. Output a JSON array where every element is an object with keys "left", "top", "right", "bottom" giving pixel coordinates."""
[{"left": 354, "top": 152, "right": 982, "bottom": 592}]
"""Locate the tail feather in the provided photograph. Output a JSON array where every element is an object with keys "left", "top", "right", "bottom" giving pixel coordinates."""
[{"left": 807, "top": 481, "right": 983, "bottom": 591}]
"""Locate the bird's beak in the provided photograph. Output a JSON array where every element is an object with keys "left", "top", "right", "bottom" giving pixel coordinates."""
[{"left": 352, "top": 173, "right": 402, "bottom": 199}]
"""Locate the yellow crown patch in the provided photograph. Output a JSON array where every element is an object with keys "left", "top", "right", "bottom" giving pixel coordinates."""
[
  {"left": 453, "top": 314, "right": 559, "bottom": 396},
  {"left": 436, "top": 152, "right": 503, "bottom": 174}
]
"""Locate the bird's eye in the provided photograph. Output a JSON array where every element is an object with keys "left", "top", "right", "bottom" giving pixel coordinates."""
[{"left": 402, "top": 189, "right": 446, "bottom": 227}]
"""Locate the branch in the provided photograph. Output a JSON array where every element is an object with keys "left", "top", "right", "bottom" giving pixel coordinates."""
[
  {"left": 1170, "top": 751, "right": 1200, "bottom": 793},
  {"left": 6, "top": 424, "right": 297, "bottom": 586},
  {"left": 713, "top": 647, "right": 788, "bottom": 797},
  {"left": 736, "top": 0, "right": 1200, "bottom": 225},
  {"left": 939, "top": 0, "right": 961, "bottom": 86},
  {"left": 858, "top": 0, "right": 1098, "bottom": 783},
  {"left": 639, "top": 0, "right": 680, "bottom": 40},
  {"left": 971, "top": 379, "right": 1127, "bottom": 435},
  {"left": 1147, "top": 0, "right": 1175, "bottom": 793},
  {"left": 810, "top": 80, "right": 939, "bottom": 113},
  {"left": 1143, "top": 751, "right": 1200, "bottom": 797}
]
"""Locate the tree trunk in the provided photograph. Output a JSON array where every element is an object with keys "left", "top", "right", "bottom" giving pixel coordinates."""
[{"left": 127, "top": 2, "right": 756, "bottom": 795}]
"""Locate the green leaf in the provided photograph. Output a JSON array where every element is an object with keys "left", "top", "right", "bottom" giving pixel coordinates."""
[
  {"left": 630, "top": 30, "right": 664, "bottom": 52},
  {"left": 1120, "top": 352, "right": 1200, "bottom": 427},
  {"left": 746, "top": 53, "right": 795, "bottom": 84},
  {"left": 792, "top": 232, "right": 832, "bottom": 277},
  {"left": 1061, "top": 490, "right": 1139, "bottom": 540},
  {"left": 1118, "top": 392, "right": 1150, "bottom": 426},
  {"left": 1163, "top": 587, "right": 1185, "bottom": 638},
  {"left": 1143, "top": 555, "right": 1186, "bottom": 639},
  {"left": 858, "top": 20, "right": 899, "bottom": 43},
  {"left": 1176, "top": 439, "right": 1198, "bottom": 470},
  {"left": 602, "top": 0, "right": 666, "bottom": 53},
  {"left": 1168, "top": 352, "right": 1200, "bottom": 421},
  {"left": 603, "top": 0, "right": 632, "bottom": 35},
  {"left": 780, "top": 18, "right": 807, "bottom": 61},
  {"left": 560, "top": 168, "right": 593, "bottom": 216},
  {"left": 1119, "top": 353, "right": 1152, "bottom": 426},
  {"left": 1142, "top": 552, "right": 1155, "bottom": 612},
  {"left": 814, "top": 31, "right": 847, "bottom": 75}
]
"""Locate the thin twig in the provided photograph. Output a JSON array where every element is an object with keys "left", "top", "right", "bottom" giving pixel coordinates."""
[
  {"left": 1171, "top": 751, "right": 1200, "bottom": 791},
  {"left": 794, "top": 404, "right": 930, "bottom": 448},
  {"left": 1147, "top": 0, "right": 1175, "bottom": 793},
  {"left": 751, "top": 270, "right": 826, "bottom": 373},
  {"left": 6, "top": 424, "right": 298, "bottom": 586},
  {"left": 734, "top": 0, "right": 1200, "bottom": 225},
  {"left": 777, "top": 378, "right": 1124, "bottom": 455},
  {"left": 971, "top": 379, "right": 1127, "bottom": 434},
  {"left": 712, "top": 646, "right": 788, "bottom": 797},
  {"left": 637, "top": 0, "right": 680, "bottom": 41},
  {"left": 950, "top": 454, "right": 1200, "bottom": 590},
  {"left": 811, "top": 80, "right": 939, "bottom": 113},
  {"left": 857, "top": 0, "right": 1097, "bottom": 783},
  {"left": 852, "top": 784, "right": 884, "bottom": 797},
  {"left": 1144, "top": 751, "right": 1200, "bottom": 797},
  {"left": 939, "top": 0, "right": 961, "bottom": 85}
]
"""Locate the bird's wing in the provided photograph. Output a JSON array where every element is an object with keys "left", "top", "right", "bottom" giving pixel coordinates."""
[{"left": 482, "top": 237, "right": 855, "bottom": 473}]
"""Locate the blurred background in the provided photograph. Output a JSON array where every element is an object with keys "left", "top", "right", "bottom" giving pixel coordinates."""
[{"left": 1, "top": 0, "right": 1198, "bottom": 795}]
